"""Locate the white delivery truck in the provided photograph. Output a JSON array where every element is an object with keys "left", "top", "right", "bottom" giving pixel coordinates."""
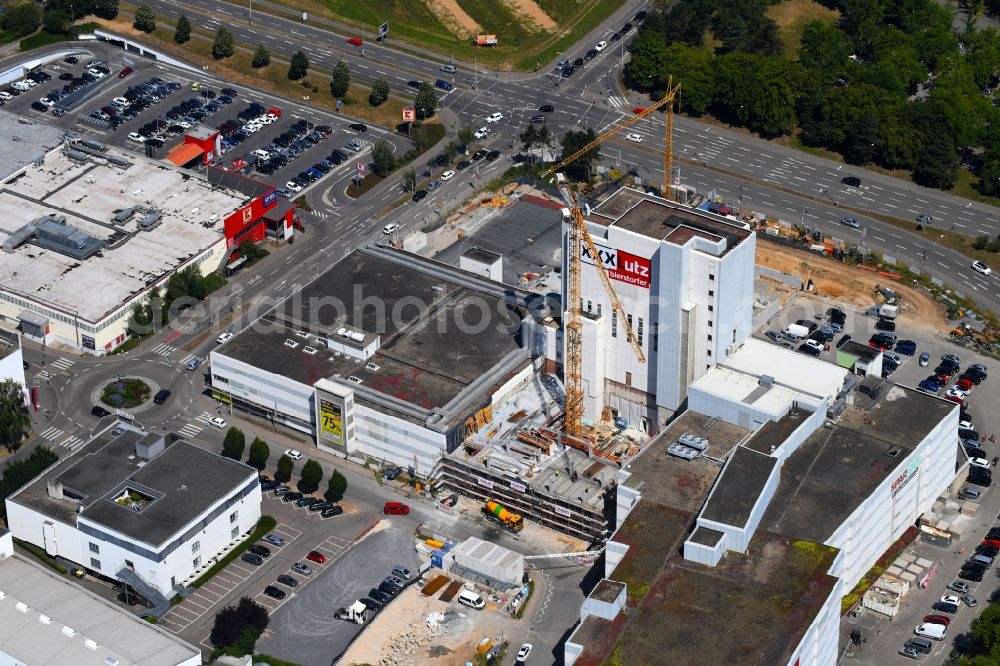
[
  {"left": 782, "top": 323, "right": 810, "bottom": 341},
  {"left": 878, "top": 304, "right": 898, "bottom": 320}
]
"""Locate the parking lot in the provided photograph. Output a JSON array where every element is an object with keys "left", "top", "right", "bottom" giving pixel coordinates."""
[
  {"left": 2, "top": 47, "right": 410, "bottom": 202},
  {"left": 159, "top": 481, "right": 370, "bottom": 643},
  {"left": 256, "top": 525, "right": 421, "bottom": 666}
]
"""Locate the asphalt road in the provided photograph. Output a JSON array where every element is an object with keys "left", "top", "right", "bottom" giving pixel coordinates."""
[{"left": 124, "top": 0, "right": 1000, "bottom": 314}]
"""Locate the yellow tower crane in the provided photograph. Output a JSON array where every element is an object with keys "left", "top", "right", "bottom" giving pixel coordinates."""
[{"left": 541, "top": 78, "right": 680, "bottom": 441}]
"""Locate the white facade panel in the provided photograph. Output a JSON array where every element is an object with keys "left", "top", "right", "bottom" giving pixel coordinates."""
[{"left": 353, "top": 403, "right": 446, "bottom": 472}]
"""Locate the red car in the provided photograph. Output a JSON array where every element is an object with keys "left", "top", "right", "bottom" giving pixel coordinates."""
[
  {"left": 632, "top": 107, "right": 646, "bottom": 114},
  {"left": 982, "top": 538, "right": 1000, "bottom": 548},
  {"left": 305, "top": 550, "right": 326, "bottom": 564},
  {"left": 383, "top": 501, "right": 410, "bottom": 515},
  {"left": 945, "top": 395, "right": 966, "bottom": 407},
  {"left": 231, "top": 159, "right": 246, "bottom": 171},
  {"left": 346, "top": 36, "right": 363, "bottom": 46},
  {"left": 923, "top": 614, "right": 951, "bottom": 625},
  {"left": 268, "top": 107, "right": 282, "bottom": 117},
  {"left": 935, "top": 373, "right": 952, "bottom": 384},
  {"left": 956, "top": 377, "right": 974, "bottom": 391},
  {"left": 118, "top": 66, "right": 133, "bottom": 78}
]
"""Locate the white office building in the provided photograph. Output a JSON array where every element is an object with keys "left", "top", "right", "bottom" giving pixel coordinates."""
[
  {"left": 5, "top": 420, "right": 260, "bottom": 611},
  {"left": 566, "top": 188, "right": 756, "bottom": 430}
]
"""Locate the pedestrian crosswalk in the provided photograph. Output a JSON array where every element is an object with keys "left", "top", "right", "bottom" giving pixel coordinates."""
[
  {"left": 50, "top": 357, "right": 74, "bottom": 371},
  {"left": 607, "top": 96, "right": 628, "bottom": 108},
  {"left": 35, "top": 357, "right": 75, "bottom": 382},
  {"left": 177, "top": 412, "right": 214, "bottom": 439},
  {"left": 38, "top": 426, "right": 85, "bottom": 451},
  {"left": 150, "top": 343, "right": 177, "bottom": 358},
  {"left": 178, "top": 353, "right": 199, "bottom": 366}
]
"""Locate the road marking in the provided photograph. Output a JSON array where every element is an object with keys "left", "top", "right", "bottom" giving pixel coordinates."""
[
  {"left": 150, "top": 342, "right": 176, "bottom": 357},
  {"left": 57, "top": 436, "right": 84, "bottom": 451},
  {"left": 50, "top": 357, "right": 74, "bottom": 370},
  {"left": 39, "top": 426, "right": 64, "bottom": 441}
]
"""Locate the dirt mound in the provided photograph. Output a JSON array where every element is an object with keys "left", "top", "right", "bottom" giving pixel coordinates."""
[
  {"left": 500, "top": 0, "right": 558, "bottom": 32},
  {"left": 425, "top": 0, "right": 481, "bottom": 39},
  {"left": 756, "top": 244, "right": 948, "bottom": 332}
]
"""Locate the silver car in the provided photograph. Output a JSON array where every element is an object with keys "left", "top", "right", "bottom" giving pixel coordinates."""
[{"left": 292, "top": 562, "right": 313, "bottom": 576}]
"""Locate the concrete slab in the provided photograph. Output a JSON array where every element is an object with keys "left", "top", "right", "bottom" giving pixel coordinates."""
[
  {"left": 899, "top": 571, "right": 917, "bottom": 582},
  {"left": 915, "top": 557, "right": 933, "bottom": 568}
]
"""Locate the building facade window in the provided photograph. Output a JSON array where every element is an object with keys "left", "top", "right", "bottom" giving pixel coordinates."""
[
  {"left": 89, "top": 543, "right": 100, "bottom": 554},
  {"left": 637, "top": 318, "right": 644, "bottom": 346},
  {"left": 231, "top": 526, "right": 240, "bottom": 539},
  {"left": 708, "top": 334, "right": 713, "bottom": 341},
  {"left": 229, "top": 511, "right": 238, "bottom": 524},
  {"left": 652, "top": 324, "right": 658, "bottom": 352},
  {"left": 708, "top": 320, "right": 713, "bottom": 328},
  {"left": 708, "top": 305, "right": 714, "bottom": 312},
  {"left": 707, "top": 350, "right": 712, "bottom": 356},
  {"left": 192, "top": 541, "right": 200, "bottom": 554},
  {"left": 611, "top": 312, "right": 617, "bottom": 338},
  {"left": 708, "top": 290, "right": 715, "bottom": 297},
  {"left": 625, "top": 371, "right": 632, "bottom": 387},
  {"left": 193, "top": 556, "right": 201, "bottom": 569},
  {"left": 596, "top": 303, "right": 602, "bottom": 317},
  {"left": 709, "top": 273, "right": 715, "bottom": 280},
  {"left": 90, "top": 558, "right": 101, "bottom": 569}
]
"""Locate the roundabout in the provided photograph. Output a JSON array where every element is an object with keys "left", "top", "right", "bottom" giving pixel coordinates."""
[{"left": 97, "top": 376, "right": 154, "bottom": 410}]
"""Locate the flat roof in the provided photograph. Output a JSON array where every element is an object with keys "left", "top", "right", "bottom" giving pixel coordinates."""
[
  {"left": 698, "top": 338, "right": 848, "bottom": 404},
  {"left": 623, "top": 411, "right": 749, "bottom": 514},
  {"left": 220, "top": 250, "right": 524, "bottom": 411},
  {"left": 0, "top": 145, "right": 247, "bottom": 322},
  {"left": 744, "top": 408, "right": 814, "bottom": 455},
  {"left": 12, "top": 425, "right": 256, "bottom": 547},
  {"left": 433, "top": 194, "right": 563, "bottom": 292},
  {"left": 578, "top": 530, "right": 838, "bottom": 666},
  {"left": 761, "top": 384, "right": 955, "bottom": 542},
  {"left": 589, "top": 187, "right": 752, "bottom": 252},
  {"left": 700, "top": 446, "right": 778, "bottom": 527},
  {"left": 0, "top": 110, "right": 66, "bottom": 181},
  {"left": 0, "top": 554, "right": 199, "bottom": 666},
  {"left": 840, "top": 340, "right": 881, "bottom": 361}
]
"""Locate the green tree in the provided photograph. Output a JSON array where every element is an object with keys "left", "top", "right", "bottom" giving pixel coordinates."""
[
  {"left": 329, "top": 60, "right": 350, "bottom": 96},
  {"left": 414, "top": 83, "right": 438, "bottom": 119},
  {"left": 967, "top": 27, "right": 1000, "bottom": 89},
  {"left": 325, "top": 469, "right": 348, "bottom": 502},
  {"left": 369, "top": 75, "right": 389, "bottom": 106},
  {"left": 641, "top": 1, "right": 710, "bottom": 48},
  {"left": 443, "top": 140, "right": 458, "bottom": 164},
  {"left": 42, "top": 1, "right": 73, "bottom": 34},
  {"left": 299, "top": 459, "right": 323, "bottom": 493},
  {"left": 94, "top": 0, "right": 119, "bottom": 19},
  {"left": 973, "top": 234, "right": 991, "bottom": 249},
  {"left": 625, "top": 29, "right": 669, "bottom": 91},
  {"left": 559, "top": 128, "right": 600, "bottom": 181},
  {"left": 963, "top": 0, "right": 985, "bottom": 36},
  {"left": 798, "top": 20, "right": 853, "bottom": 78},
  {"left": 173, "top": 14, "right": 191, "bottom": 44},
  {"left": 713, "top": 0, "right": 782, "bottom": 55},
  {"left": 0, "top": 379, "right": 30, "bottom": 452},
  {"left": 133, "top": 2, "right": 156, "bottom": 33},
  {"left": 659, "top": 43, "right": 714, "bottom": 116},
  {"left": 713, "top": 52, "right": 798, "bottom": 137},
  {"left": 212, "top": 25, "right": 235, "bottom": 59},
  {"left": 238, "top": 237, "right": 264, "bottom": 261},
  {"left": 247, "top": 437, "right": 269, "bottom": 470},
  {"left": 520, "top": 124, "right": 540, "bottom": 159},
  {"left": 0, "top": 3, "right": 42, "bottom": 39},
  {"left": 276, "top": 454, "right": 294, "bottom": 482},
  {"left": 127, "top": 302, "right": 154, "bottom": 335},
  {"left": 979, "top": 152, "right": 1000, "bottom": 196},
  {"left": 371, "top": 140, "right": 395, "bottom": 177},
  {"left": 210, "top": 597, "right": 268, "bottom": 650},
  {"left": 403, "top": 167, "right": 417, "bottom": 192},
  {"left": 221, "top": 427, "right": 246, "bottom": 460},
  {"left": 457, "top": 126, "right": 475, "bottom": 151},
  {"left": 842, "top": 110, "right": 880, "bottom": 165},
  {"left": 288, "top": 50, "right": 309, "bottom": 81},
  {"left": 251, "top": 44, "right": 271, "bottom": 68}
]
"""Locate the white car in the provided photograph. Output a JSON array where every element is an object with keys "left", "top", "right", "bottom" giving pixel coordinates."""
[
  {"left": 209, "top": 416, "right": 227, "bottom": 428},
  {"left": 969, "top": 457, "right": 991, "bottom": 469},
  {"left": 39, "top": 98, "right": 55, "bottom": 107},
  {"left": 284, "top": 448, "right": 303, "bottom": 461},
  {"left": 595, "top": 40, "right": 608, "bottom": 52},
  {"left": 946, "top": 387, "right": 970, "bottom": 399},
  {"left": 216, "top": 331, "right": 235, "bottom": 344},
  {"left": 440, "top": 170, "right": 456, "bottom": 181},
  {"left": 0, "top": 91, "right": 11, "bottom": 101},
  {"left": 485, "top": 112, "right": 503, "bottom": 123},
  {"left": 87, "top": 68, "right": 105, "bottom": 79},
  {"left": 516, "top": 643, "right": 533, "bottom": 662},
  {"left": 625, "top": 133, "right": 643, "bottom": 143},
  {"left": 177, "top": 120, "right": 192, "bottom": 129},
  {"left": 127, "top": 132, "right": 146, "bottom": 143},
  {"left": 941, "top": 595, "right": 962, "bottom": 606},
  {"left": 383, "top": 223, "right": 400, "bottom": 235},
  {"left": 960, "top": 417, "right": 974, "bottom": 429},
  {"left": 803, "top": 339, "right": 824, "bottom": 353},
  {"left": 972, "top": 261, "right": 992, "bottom": 276},
  {"left": 841, "top": 217, "right": 860, "bottom": 229},
  {"left": 474, "top": 127, "right": 489, "bottom": 139},
  {"left": 112, "top": 96, "right": 130, "bottom": 107},
  {"left": 265, "top": 113, "right": 279, "bottom": 123},
  {"left": 286, "top": 180, "right": 303, "bottom": 192}
]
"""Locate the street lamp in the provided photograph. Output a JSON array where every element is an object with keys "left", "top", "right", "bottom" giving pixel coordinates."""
[{"left": 249, "top": 0, "right": 253, "bottom": 26}]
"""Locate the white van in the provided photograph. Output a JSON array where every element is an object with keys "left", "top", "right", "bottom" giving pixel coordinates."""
[
  {"left": 252, "top": 149, "right": 271, "bottom": 161},
  {"left": 915, "top": 622, "right": 946, "bottom": 641},
  {"left": 458, "top": 589, "right": 485, "bottom": 610},
  {"left": 12, "top": 80, "right": 31, "bottom": 92},
  {"left": 782, "top": 323, "right": 809, "bottom": 341}
]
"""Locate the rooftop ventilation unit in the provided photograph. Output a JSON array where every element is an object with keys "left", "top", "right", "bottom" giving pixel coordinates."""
[
  {"left": 138, "top": 209, "right": 162, "bottom": 230},
  {"left": 303, "top": 346, "right": 317, "bottom": 355},
  {"left": 348, "top": 376, "right": 363, "bottom": 384},
  {"left": 61, "top": 626, "right": 75, "bottom": 638},
  {"left": 759, "top": 375, "right": 774, "bottom": 388},
  {"left": 106, "top": 155, "right": 130, "bottom": 168},
  {"left": 283, "top": 339, "right": 299, "bottom": 349},
  {"left": 678, "top": 432, "right": 708, "bottom": 451},
  {"left": 366, "top": 362, "right": 379, "bottom": 371},
  {"left": 64, "top": 149, "right": 89, "bottom": 163},
  {"left": 887, "top": 448, "right": 902, "bottom": 458},
  {"left": 295, "top": 330, "right": 310, "bottom": 338},
  {"left": 105, "top": 657, "right": 120, "bottom": 666},
  {"left": 113, "top": 207, "right": 139, "bottom": 223},
  {"left": 350, "top": 331, "right": 364, "bottom": 342},
  {"left": 38, "top": 614, "right": 51, "bottom": 624},
  {"left": 84, "top": 639, "right": 99, "bottom": 650},
  {"left": 15, "top": 602, "right": 28, "bottom": 613}
]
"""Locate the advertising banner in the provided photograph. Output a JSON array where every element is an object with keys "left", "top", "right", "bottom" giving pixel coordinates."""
[
  {"left": 580, "top": 243, "right": 651, "bottom": 288},
  {"left": 319, "top": 398, "right": 343, "bottom": 444}
]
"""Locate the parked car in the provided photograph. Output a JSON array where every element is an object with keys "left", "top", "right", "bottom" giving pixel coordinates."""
[
  {"left": 248, "top": 544, "right": 271, "bottom": 558},
  {"left": 384, "top": 501, "right": 410, "bottom": 515},
  {"left": 292, "top": 562, "right": 313, "bottom": 576},
  {"left": 322, "top": 506, "right": 344, "bottom": 518},
  {"left": 276, "top": 574, "right": 299, "bottom": 587},
  {"left": 306, "top": 550, "right": 327, "bottom": 564},
  {"left": 91, "top": 405, "right": 112, "bottom": 418},
  {"left": 241, "top": 552, "right": 263, "bottom": 566},
  {"left": 263, "top": 585, "right": 286, "bottom": 600}
]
